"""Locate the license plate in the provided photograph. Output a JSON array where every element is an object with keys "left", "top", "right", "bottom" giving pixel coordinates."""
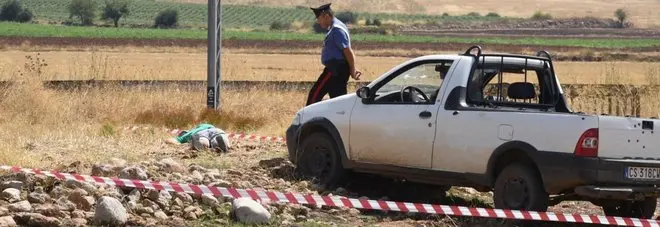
[{"left": 625, "top": 167, "right": 660, "bottom": 180}]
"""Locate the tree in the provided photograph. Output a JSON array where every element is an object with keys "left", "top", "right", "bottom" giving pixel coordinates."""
[
  {"left": 68, "top": 0, "right": 96, "bottom": 25},
  {"left": 0, "top": 0, "right": 32, "bottom": 22},
  {"left": 101, "top": 0, "right": 130, "bottom": 27},
  {"left": 615, "top": 8, "right": 627, "bottom": 28},
  {"left": 154, "top": 9, "right": 178, "bottom": 28}
]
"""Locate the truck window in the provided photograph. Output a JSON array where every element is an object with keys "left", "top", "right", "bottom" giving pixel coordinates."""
[
  {"left": 371, "top": 60, "right": 453, "bottom": 104},
  {"left": 466, "top": 56, "right": 558, "bottom": 109}
]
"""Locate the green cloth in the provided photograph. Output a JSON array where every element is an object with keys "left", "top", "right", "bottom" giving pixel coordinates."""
[{"left": 176, "top": 123, "right": 215, "bottom": 143}]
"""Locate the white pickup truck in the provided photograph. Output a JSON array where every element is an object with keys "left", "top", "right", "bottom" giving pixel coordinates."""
[{"left": 285, "top": 46, "right": 660, "bottom": 219}]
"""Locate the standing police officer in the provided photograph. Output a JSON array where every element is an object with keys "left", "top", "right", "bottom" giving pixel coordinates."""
[{"left": 306, "top": 3, "right": 362, "bottom": 106}]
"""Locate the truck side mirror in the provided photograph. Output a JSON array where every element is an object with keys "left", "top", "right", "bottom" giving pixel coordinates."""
[{"left": 356, "top": 86, "right": 370, "bottom": 99}]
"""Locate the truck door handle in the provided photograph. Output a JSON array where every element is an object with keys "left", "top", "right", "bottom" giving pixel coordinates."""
[
  {"left": 453, "top": 111, "right": 460, "bottom": 116},
  {"left": 419, "top": 111, "right": 432, "bottom": 119}
]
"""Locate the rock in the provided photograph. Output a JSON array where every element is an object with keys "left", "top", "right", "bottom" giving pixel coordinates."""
[
  {"left": 201, "top": 194, "right": 219, "bottom": 206},
  {"left": 0, "top": 216, "right": 15, "bottom": 227},
  {"left": 27, "top": 192, "right": 49, "bottom": 204},
  {"left": 147, "top": 190, "right": 171, "bottom": 209},
  {"left": 91, "top": 164, "right": 115, "bottom": 177},
  {"left": 34, "top": 204, "right": 68, "bottom": 218},
  {"left": 0, "top": 181, "right": 22, "bottom": 191},
  {"left": 48, "top": 187, "right": 67, "bottom": 199},
  {"left": 141, "top": 199, "right": 158, "bottom": 211},
  {"left": 231, "top": 198, "right": 271, "bottom": 224},
  {"left": 127, "top": 189, "right": 141, "bottom": 202},
  {"left": 94, "top": 196, "right": 127, "bottom": 225},
  {"left": 71, "top": 210, "right": 85, "bottom": 219},
  {"left": 0, "top": 207, "right": 8, "bottom": 216},
  {"left": 188, "top": 164, "right": 207, "bottom": 173},
  {"left": 9, "top": 201, "right": 31, "bottom": 212},
  {"left": 63, "top": 218, "right": 87, "bottom": 227},
  {"left": 168, "top": 217, "right": 186, "bottom": 226},
  {"left": 1, "top": 189, "right": 20, "bottom": 203},
  {"left": 184, "top": 212, "right": 197, "bottom": 220},
  {"left": 55, "top": 197, "right": 76, "bottom": 212},
  {"left": 349, "top": 208, "right": 361, "bottom": 216},
  {"left": 159, "top": 158, "right": 186, "bottom": 173},
  {"left": 210, "top": 180, "right": 231, "bottom": 188},
  {"left": 27, "top": 214, "right": 61, "bottom": 227},
  {"left": 154, "top": 211, "right": 168, "bottom": 220},
  {"left": 191, "top": 171, "right": 204, "bottom": 183},
  {"left": 109, "top": 158, "right": 127, "bottom": 169},
  {"left": 119, "top": 166, "right": 148, "bottom": 180},
  {"left": 68, "top": 189, "right": 94, "bottom": 211},
  {"left": 136, "top": 206, "right": 154, "bottom": 215},
  {"left": 174, "top": 192, "right": 193, "bottom": 204}
]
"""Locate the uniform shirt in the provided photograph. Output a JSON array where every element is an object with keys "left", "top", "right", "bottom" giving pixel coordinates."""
[
  {"left": 321, "top": 17, "right": 351, "bottom": 66},
  {"left": 176, "top": 123, "right": 215, "bottom": 143}
]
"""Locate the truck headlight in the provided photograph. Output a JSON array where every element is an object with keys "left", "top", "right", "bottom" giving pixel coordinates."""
[{"left": 292, "top": 111, "right": 302, "bottom": 125}]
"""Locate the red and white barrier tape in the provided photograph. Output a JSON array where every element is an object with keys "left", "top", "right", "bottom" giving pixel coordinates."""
[
  {"left": 1, "top": 164, "right": 658, "bottom": 226},
  {"left": 122, "top": 126, "right": 286, "bottom": 143}
]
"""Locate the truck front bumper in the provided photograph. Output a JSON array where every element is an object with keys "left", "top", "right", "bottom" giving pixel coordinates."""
[{"left": 538, "top": 152, "right": 660, "bottom": 200}]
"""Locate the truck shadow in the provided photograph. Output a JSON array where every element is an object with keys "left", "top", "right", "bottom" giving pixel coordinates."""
[{"left": 259, "top": 158, "right": 609, "bottom": 227}]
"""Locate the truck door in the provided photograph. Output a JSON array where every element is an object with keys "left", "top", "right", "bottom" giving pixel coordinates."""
[{"left": 349, "top": 59, "right": 454, "bottom": 169}]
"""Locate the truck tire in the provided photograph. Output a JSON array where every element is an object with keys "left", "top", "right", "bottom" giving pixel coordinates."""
[
  {"left": 494, "top": 163, "right": 549, "bottom": 212},
  {"left": 295, "top": 132, "right": 345, "bottom": 189},
  {"left": 601, "top": 197, "right": 657, "bottom": 219}
]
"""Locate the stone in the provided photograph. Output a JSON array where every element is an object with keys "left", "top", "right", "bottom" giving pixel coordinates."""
[
  {"left": 231, "top": 198, "right": 271, "bottom": 224},
  {"left": 71, "top": 210, "right": 85, "bottom": 219},
  {"left": 48, "top": 187, "right": 67, "bottom": 199},
  {"left": 127, "top": 189, "right": 141, "bottom": 202},
  {"left": 154, "top": 211, "right": 168, "bottom": 220},
  {"left": 1, "top": 189, "right": 20, "bottom": 203},
  {"left": 27, "top": 214, "right": 61, "bottom": 227},
  {"left": 55, "top": 197, "right": 76, "bottom": 212},
  {"left": 174, "top": 192, "right": 193, "bottom": 204},
  {"left": 147, "top": 190, "right": 171, "bottom": 209},
  {"left": 8, "top": 201, "right": 31, "bottom": 212},
  {"left": 159, "top": 158, "right": 186, "bottom": 173},
  {"left": 0, "top": 181, "right": 22, "bottom": 191},
  {"left": 119, "top": 166, "right": 148, "bottom": 180},
  {"left": 27, "top": 192, "right": 49, "bottom": 204},
  {"left": 94, "top": 196, "right": 127, "bottom": 225},
  {"left": 34, "top": 204, "right": 68, "bottom": 218},
  {"left": 201, "top": 194, "right": 219, "bottom": 206},
  {"left": 63, "top": 218, "right": 87, "bottom": 227},
  {"left": 68, "top": 189, "right": 94, "bottom": 211},
  {"left": 91, "top": 164, "right": 115, "bottom": 177},
  {"left": 0, "top": 207, "right": 8, "bottom": 216},
  {"left": 0, "top": 216, "right": 15, "bottom": 227},
  {"left": 137, "top": 206, "right": 154, "bottom": 215}
]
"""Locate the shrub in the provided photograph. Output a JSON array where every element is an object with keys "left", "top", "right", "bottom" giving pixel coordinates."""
[
  {"left": 531, "top": 11, "right": 552, "bottom": 20},
  {"left": 335, "top": 11, "right": 358, "bottom": 24},
  {"left": 0, "top": 0, "right": 32, "bottom": 23},
  {"left": 615, "top": 8, "right": 627, "bottom": 28},
  {"left": 373, "top": 18, "right": 382, "bottom": 26},
  {"left": 466, "top": 12, "right": 481, "bottom": 17},
  {"left": 486, "top": 12, "right": 500, "bottom": 18},
  {"left": 154, "top": 9, "right": 177, "bottom": 28},
  {"left": 269, "top": 21, "right": 291, "bottom": 30}
]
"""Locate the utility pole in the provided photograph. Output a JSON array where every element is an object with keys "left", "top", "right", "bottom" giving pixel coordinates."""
[{"left": 207, "top": 0, "right": 222, "bottom": 109}]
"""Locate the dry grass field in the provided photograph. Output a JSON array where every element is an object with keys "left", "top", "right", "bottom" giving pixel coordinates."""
[
  {"left": 2, "top": 48, "right": 659, "bottom": 85},
  {"left": 168, "top": 0, "right": 660, "bottom": 28},
  {"left": 2, "top": 39, "right": 660, "bottom": 225}
]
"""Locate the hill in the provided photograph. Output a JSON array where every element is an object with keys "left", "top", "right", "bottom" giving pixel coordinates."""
[
  {"left": 163, "top": 0, "right": 660, "bottom": 28},
  {"left": 0, "top": 0, "right": 509, "bottom": 29}
]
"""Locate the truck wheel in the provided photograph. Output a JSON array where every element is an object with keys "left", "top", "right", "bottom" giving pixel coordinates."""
[
  {"left": 295, "top": 132, "right": 345, "bottom": 189},
  {"left": 494, "top": 163, "right": 549, "bottom": 212},
  {"left": 601, "top": 197, "right": 657, "bottom": 219}
]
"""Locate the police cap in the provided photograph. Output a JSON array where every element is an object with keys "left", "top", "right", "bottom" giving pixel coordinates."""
[{"left": 310, "top": 3, "right": 332, "bottom": 18}]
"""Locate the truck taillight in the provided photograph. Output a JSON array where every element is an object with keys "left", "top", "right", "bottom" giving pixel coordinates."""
[{"left": 574, "top": 128, "right": 599, "bottom": 157}]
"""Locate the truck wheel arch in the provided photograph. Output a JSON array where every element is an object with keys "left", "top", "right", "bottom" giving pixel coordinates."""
[
  {"left": 486, "top": 141, "right": 547, "bottom": 191},
  {"left": 296, "top": 117, "right": 352, "bottom": 169}
]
